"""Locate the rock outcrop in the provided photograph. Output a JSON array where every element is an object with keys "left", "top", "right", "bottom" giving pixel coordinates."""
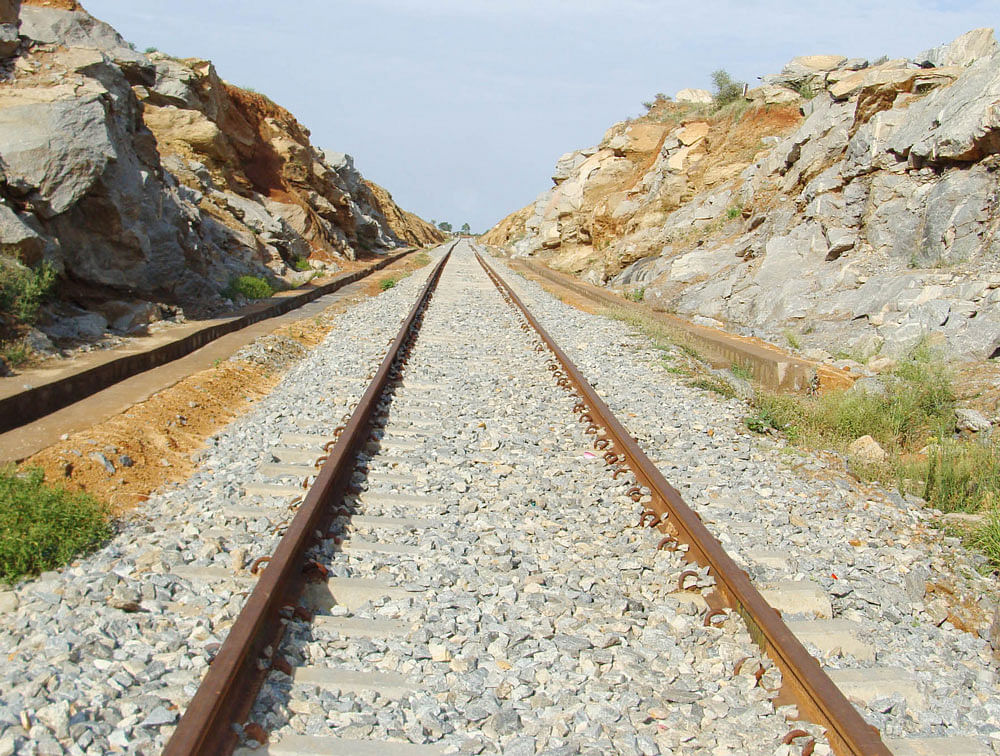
[
  {"left": 485, "top": 29, "right": 1000, "bottom": 364},
  {"left": 0, "top": 1, "right": 441, "bottom": 345}
]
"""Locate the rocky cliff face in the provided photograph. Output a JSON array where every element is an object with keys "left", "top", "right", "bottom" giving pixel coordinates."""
[
  {"left": 485, "top": 29, "right": 1000, "bottom": 365},
  {"left": 0, "top": 1, "right": 441, "bottom": 348}
]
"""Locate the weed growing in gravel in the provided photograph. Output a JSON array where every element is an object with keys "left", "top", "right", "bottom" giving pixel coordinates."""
[
  {"left": 0, "top": 467, "right": 111, "bottom": 583},
  {"left": 380, "top": 277, "right": 398, "bottom": 291},
  {"left": 413, "top": 252, "right": 432, "bottom": 267},
  {"left": 226, "top": 275, "right": 273, "bottom": 300},
  {"left": 688, "top": 376, "right": 737, "bottom": 399},
  {"left": 730, "top": 362, "right": 753, "bottom": 380}
]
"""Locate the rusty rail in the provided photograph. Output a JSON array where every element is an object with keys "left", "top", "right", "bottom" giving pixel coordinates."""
[
  {"left": 476, "top": 252, "right": 890, "bottom": 756},
  {"left": 162, "top": 246, "right": 453, "bottom": 756}
]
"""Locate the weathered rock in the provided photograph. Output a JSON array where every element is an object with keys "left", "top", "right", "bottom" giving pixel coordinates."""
[
  {"left": 39, "top": 311, "right": 107, "bottom": 342},
  {"left": 915, "top": 28, "right": 998, "bottom": 69},
  {"left": 0, "top": 93, "right": 116, "bottom": 218},
  {"left": 830, "top": 66, "right": 959, "bottom": 101},
  {"left": 94, "top": 300, "right": 160, "bottom": 334},
  {"left": 24, "top": 327, "right": 55, "bottom": 355},
  {"left": 675, "top": 88, "right": 712, "bottom": 104},
  {"left": 847, "top": 376, "right": 888, "bottom": 398},
  {"left": 955, "top": 408, "right": 991, "bottom": 433},
  {"left": 747, "top": 85, "right": 802, "bottom": 105},
  {"left": 887, "top": 53, "right": 1000, "bottom": 164},
  {"left": 848, "top": 435, "right": 888, "bottom": 464},
  {"left": 0, "top": 203, "right": 44, "bottom": 261}
]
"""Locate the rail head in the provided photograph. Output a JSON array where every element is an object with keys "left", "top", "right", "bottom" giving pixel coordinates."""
[
  {"left": 475, "top": 250, "right": 891, "bottom": 756},
  {"left": 163, "top": 247, "right": 453, "bottom": 756}
]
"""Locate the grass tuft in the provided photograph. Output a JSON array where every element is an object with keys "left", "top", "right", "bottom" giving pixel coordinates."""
[
  {"left": 924, "top": 439, "right": 1000, "bottom": 514},
  {"left": 0, "top": 467, "right": 112, "bottom": 584},
  {"left": 689, "top": 376, "right": 737, "bottom": 399},
  {"left": 379, "top": 276, "right": 398, "bottom": 291}
]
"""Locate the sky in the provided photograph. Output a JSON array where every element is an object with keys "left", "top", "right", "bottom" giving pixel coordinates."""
[{"left": 85, "top": 0, "right": 1000, "bottom": 232}]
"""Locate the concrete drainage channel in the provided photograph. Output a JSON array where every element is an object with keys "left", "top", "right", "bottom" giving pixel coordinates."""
[
  {"left": 149, "top": 241, "right": 986, "bottom": 756},
  {"left": 0, "top": 248, "right": 419, "bottom": 434}
]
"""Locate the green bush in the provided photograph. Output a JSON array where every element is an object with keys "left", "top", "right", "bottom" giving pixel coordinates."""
[
  {"left": 292, "top": 258, "right": 311, "bottom": 272},
  {"left": 227, "top": 275, "right": 273, "bottom": 300},
  {"left": 0, "top": 258, "right": 56, "bottom": 325},
  {"left": 379, "top": 277, "right": 398, "bottom": 291},
  {"left": 711, "top": 69, "right": 746, "bottom": 108},
  {"left": 0, "top": 467, "right": 112, "bottom": 583}
]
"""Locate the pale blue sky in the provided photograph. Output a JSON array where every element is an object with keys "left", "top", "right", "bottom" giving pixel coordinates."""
[{"left": 84, "top": 0, "right": 999, "bottom": 231}]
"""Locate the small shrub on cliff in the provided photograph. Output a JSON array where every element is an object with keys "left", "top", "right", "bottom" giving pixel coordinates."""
[
  {"left": 0, "top": 467, "right": 111, "bottom": 583},
  {"left": 711, "top": 69, "right": 746, "bottom": 108},
  {"left": 0, "top": 258, "right": 56, "bottom": 326},
  {"left": 292, "top": 258, "right": 311, "bottom": 272},
  {"left": 226, "top": 275, "right": 273, "bottom": 300}
]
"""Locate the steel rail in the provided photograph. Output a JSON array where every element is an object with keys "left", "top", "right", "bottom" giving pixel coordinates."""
[
  {"left": 163, "top": 245, "right": 454, "bottom": 756},
  {"left": 475, "top": 251, "right": 890, "bottom": 756}
]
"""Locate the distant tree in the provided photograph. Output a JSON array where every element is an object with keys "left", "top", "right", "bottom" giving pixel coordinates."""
[
  {"left": 438, "top": 221, "right": 452, "bottom": 233},
  {"left": 461, "top": 223, "right": 471, "bottom": 234},
  {"left": 711, "top": 69, "right": 746, "bottom": 107}
]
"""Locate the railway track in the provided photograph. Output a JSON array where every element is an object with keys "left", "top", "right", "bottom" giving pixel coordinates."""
[
  {"left": 157, "top": 241, "right": 984, "bottom": 755},
  {"left": 0, "top": 241, "right": 994, "bottom": 755}
]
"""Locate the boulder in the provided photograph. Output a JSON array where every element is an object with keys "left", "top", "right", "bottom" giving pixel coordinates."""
[
  {"left": 677, "top": 122, "right": 709, "bottom": 146},
  {"left": 788, "top": 54, "right": 848, "bottom": 72},
  {"left": 915, "top": 28, "right": 998, "bottom": 68},
  {"left": 0, "top": 92, "right": 116, "bottom": 218},
  {"left": 955, "top": 408, "right": 991, "bottom": 433},
  {"left": 94, "top": 300, "right": 160, "bottom": 334},
  {"left": 552, "top": 151, "right": 587, "bottom": 184},
  {"left": 0, "top": 203, "right": 44, "bottom": 262},
  {"left": 747, "top": 85, "right": 802, "bottom": 105},
  {"left": 848, "top": 435, "right": 888, "bottom": 464},
  {"left": 25, "top": 327, "right": 56, "bottom": 355},
  {"left": 142, "top": 104, "right": 232, "bottom": 162},
  {"left": 847, "top": 376, "right": 889, "bottom": 398},
  {"left": 41, "top": 311, "right": 107, "bottom": 342},
  {"left": 675, "top": 88, "right": 712, "bottom": 104},
  {"left": 829, "top": 66, "right": 960, "bottom": 102},
  {"left": 887, "top": 55, "right": 1000, "bottom": 164}
]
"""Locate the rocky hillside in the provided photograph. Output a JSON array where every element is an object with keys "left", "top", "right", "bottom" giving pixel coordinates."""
[
  {"left": 485, "top": 29, "right": 1000, "bottom": 365},
  {"left": 0, "top": 0, "right": 441, "bottom": 350}
]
